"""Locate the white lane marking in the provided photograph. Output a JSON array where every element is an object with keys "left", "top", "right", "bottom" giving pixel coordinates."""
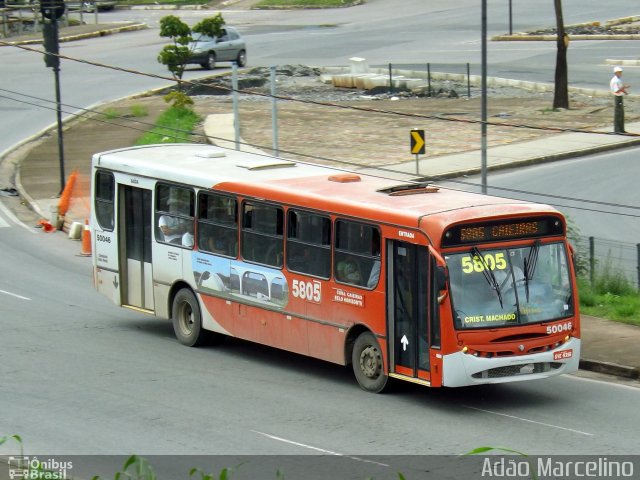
[
  {"left": 568, "top": 373, "right": 640, "bottom": 391},
  {"left": 0, "top": 289, "right": 31, "bottom": 300},
  {"left": 251, "top": 430, "right": 390, "bottom": 467},
  {"left": 463, "top": 405, "right": 594, "bottom": 437},
  {"left": 0, "top": 201, "right": 37, "bottom": 233}
]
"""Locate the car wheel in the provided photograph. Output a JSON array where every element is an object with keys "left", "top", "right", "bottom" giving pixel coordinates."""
[
  {"left": 203, "top": 52, "right": 216, "bottom": 70},
  {"left": 236, "top": 50, "right": 247, "bottom": 68}
]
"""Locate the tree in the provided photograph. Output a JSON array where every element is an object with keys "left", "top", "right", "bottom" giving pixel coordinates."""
[
  {"left": 157, "top": 13, "right": 226, "bottom": 90},
  {"left": 552, "top": 0, "right": 569, "bottom": 109}
]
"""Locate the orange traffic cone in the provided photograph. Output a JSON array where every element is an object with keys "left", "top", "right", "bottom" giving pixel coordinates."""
[
  {"left": 37, "top": 219, "right": 56, "bottom": 232},
  {"left": 80, "top": 220, "right": 91, "bottom": 256}
]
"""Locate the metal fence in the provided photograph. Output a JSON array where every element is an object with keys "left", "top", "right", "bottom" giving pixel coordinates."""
[
  {"left": 1, "top": 1, "right": 101, "bottom": 39},
  {"left": 367, "top": 62, "right": 479, "bottom": 99},
  {"left": 573, "top": 235, "right": 640, "bottom": 290}
]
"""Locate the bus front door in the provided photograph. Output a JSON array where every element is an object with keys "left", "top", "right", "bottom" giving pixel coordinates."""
[
  {"left": 119, "top": 185, "right": 154, "bottom": 312},
  {"left": 387, "top": 240, "right": 433, "bottom": 382}
]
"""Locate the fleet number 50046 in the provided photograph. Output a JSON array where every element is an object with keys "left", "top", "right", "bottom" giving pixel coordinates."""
[{"left": 547, "top": 322, "right": 572, "bottom": 334}]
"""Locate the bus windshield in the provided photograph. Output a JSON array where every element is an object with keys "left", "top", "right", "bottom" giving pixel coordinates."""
[{"left": 446, "top": 241, "right": 574, "bottom": 329}]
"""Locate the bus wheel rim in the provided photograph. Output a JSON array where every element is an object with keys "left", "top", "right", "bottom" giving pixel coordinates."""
[
  {"left": 360, "top": 345, "right": 381, "bottom": 379},
  {"left": 179, "top": 303, "right": 194, "bottom": 335}
]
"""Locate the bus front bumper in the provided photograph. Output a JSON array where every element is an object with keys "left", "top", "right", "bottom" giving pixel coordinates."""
[{"left": 441, "top": 338, "right": 581, "bottom": 387}]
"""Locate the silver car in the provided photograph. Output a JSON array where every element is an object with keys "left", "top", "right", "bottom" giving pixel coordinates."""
[{"left": 187, "top": 26, "right": 247, "bottom": 70}]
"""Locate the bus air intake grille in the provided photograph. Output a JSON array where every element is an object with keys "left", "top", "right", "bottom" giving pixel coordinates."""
[{"left": 471, "top": 362, "right": 563, "bottom": 379}]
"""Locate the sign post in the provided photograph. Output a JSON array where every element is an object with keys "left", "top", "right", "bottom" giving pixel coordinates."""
[
  {"left": 41, "top": 0, "right": 66, "bottom": 193},
  {"left": 410, "top": 128, "right": 425, "bottom": 175}
]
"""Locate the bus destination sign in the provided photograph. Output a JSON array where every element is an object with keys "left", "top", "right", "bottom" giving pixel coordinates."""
[{"left": 442, "top": 216, "right": 564, "bottom": 247}]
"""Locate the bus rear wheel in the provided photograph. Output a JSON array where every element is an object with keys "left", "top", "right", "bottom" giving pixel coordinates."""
[
  {"left": 172, "top": 289, "right": 207, "bottom": 347},
  {"left": 352, "top": 331, "right": 388, "bottom": 393}
]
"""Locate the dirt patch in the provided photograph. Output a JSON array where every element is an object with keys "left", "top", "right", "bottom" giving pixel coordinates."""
[{"left": 186, "top": 68, "right": 638, "bottom": 168}]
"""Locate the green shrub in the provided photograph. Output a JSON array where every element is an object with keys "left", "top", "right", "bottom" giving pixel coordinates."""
[
  {"left": 102, "top": 107, "right": 120, "bottom": 119},
  {"left": 130, "top": 104, "right": 149, "bottom": 117},
  {"left": 254, "top": 0, "right": 356, "bottom": 6},
  {"left": 592, "top": 257, "right": 635, "bottom": 296},
  {"left": 614, "top": 302, "right": 637, "bottom": 318},
  {"left": 577, "top": 278, "right": 596, "bottom": 307}
]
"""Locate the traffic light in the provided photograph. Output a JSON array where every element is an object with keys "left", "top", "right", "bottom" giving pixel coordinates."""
[
  {"left": 40, "top": 0, "right": 66, "bottom": 20},
  {"left": 43, "top": 22, "right": 60, "bottom": 69}
]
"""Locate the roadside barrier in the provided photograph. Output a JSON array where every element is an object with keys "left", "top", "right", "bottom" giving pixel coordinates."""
[
  {"left": 37, "top": 218, "right": 56, "bottom": 232},
  {"left": 80, "top": 219, "right": 91, "bottom": 256},
  {"left": 58, "top": 169, "right": 78, "bottom": 217}
]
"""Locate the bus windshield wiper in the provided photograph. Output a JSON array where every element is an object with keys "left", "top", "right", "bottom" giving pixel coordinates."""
[
  {"left": 523, "top": 240, "right": 540, "bottom": 302},
  {"left": 471, "top": 247, "right": 503, "bottom": 308}
]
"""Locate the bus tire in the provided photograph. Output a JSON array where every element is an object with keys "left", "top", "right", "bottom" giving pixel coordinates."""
[
  {"left": 352, "top": 331, "right": 388, "bottom": 393},
  {"left": 172, "top": 289, "right": 207, "bottom": 347}
]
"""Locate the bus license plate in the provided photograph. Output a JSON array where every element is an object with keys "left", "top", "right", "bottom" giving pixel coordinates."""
[{"left": 553, "top": 349, "right": 573, "bottom": 360}]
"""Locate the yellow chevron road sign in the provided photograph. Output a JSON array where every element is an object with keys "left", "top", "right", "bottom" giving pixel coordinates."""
[{"left": 410, "top": 129, "right": 425, "bottom": 155}]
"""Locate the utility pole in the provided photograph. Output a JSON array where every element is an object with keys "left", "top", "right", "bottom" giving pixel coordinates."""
[
  {"left": 41, "top": 0, "right": 66, "bottom": 194},
  {"left": 481, "top": 0, "right": 487, "bottom": 194}
]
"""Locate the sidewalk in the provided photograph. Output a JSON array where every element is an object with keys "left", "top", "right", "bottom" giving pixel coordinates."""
[
  {"left": 4, "top": 23, "right": 640, "bottom": 383},
  {"left": 362, "top": 121, "right": 640, "bottom": 180}
]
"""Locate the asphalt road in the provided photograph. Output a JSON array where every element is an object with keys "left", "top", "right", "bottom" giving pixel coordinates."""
[
  {"left": 2, "top": 0, "right": 640, "bottom": 473},
  {"left": 1, "top": 224, "right": 639, "bottom": 457}
]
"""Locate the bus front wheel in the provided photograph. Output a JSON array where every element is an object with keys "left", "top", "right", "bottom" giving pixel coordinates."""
[
  {"left": 352, "top": 332, "right": 388, "bottom": 393},
  {"left": 172, "top": 289, "right": 207, "bottom": 347}
]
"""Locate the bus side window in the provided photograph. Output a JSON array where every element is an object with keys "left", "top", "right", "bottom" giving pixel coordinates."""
[
  {"left": 155, "top": 184, "right": 195, "bottom": 248},
  {"left": 334, "top": 220, "right": 381, "bottom": 289},
  {"left": 241, "top": 201, "right": 283, "bottom": 268},
  {"left": 94, "top": 170, "right": 114, "bottom": 231},
  {"left": 286, "top": 210, "right": 331, "bottom": 279},
  {"left": 198, "top": 192, "right": 238, "bottom": 258}
]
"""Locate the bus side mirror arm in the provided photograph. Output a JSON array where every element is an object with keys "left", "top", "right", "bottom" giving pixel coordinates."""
[
  {"left": 428, "top": 246, "right": 450, "bottom": 304},
  {"left": 436, "top": 265, "right": 447, "bottom": 291}
]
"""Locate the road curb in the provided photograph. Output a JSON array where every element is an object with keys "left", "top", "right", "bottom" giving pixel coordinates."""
[
  {"left": 605, "top": 58, "right": 640, "bottom": 67},
  {"left": 58, "top": 23, "right": 149, "bottom": 43},
  {"left": 490, "top": 136, "right": 640, "bottom": 170},
  {"left": 580, "top": 359, "right": 640, "bottom": 379},
  {"left": 492, "top": 33, "right": 640, "bottom": 41}
]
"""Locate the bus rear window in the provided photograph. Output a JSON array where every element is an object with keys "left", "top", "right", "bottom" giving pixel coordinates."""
[{"left": 94, "top": 171, "right": 114, "bottom": 231}]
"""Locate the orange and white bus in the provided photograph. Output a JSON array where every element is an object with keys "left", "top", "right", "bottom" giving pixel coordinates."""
[{"left": 91, "top": 143, "right": 580, "bottom": 392}]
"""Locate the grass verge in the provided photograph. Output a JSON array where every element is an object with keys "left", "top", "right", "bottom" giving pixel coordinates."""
[
  {"left": 253, "top": 0, "right": 359, "bottom": 8},
  {"left": 135, "top": 106, "right": 200, "bottom": 145},
  {"left": 579, "top": 277, "right": 640, "bottom": 326},
  {"left": 118, "top": 0, "right": 208, "bottom": 5}
]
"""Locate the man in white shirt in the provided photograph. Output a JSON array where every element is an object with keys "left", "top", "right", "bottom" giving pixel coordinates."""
[
  {"left": 158, "top": 194, "right": 193, "bottom": 245},
  {"left": 158, "top": 214, "right": 184, "bottom": 243},
  {"left": 610, "top": 66, "right": 630, "bottom": 134}
]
